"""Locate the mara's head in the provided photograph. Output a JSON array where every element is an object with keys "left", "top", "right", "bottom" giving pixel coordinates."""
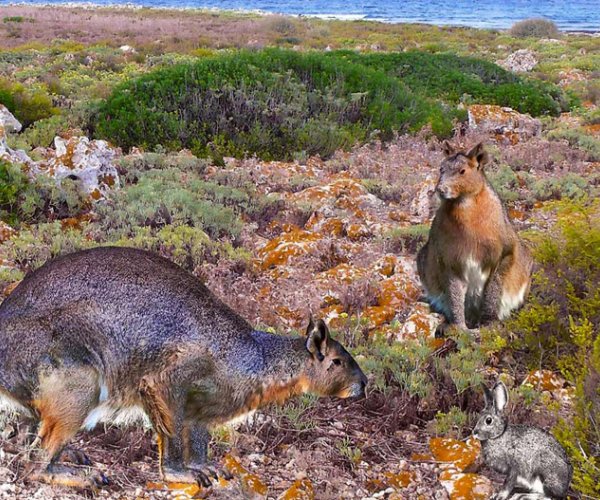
[
  {"left": 436, "top": 141, "right": 489, "bottom": 201},
  {"left": 473, "top": 381, "right": 509, "bottom": 441},
  {"left": 302, "top": 318, "right": 367, "bottom": 399}
]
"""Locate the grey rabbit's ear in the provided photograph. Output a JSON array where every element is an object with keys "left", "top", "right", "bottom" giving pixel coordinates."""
[
  {"left": 493, "top": 381, "right": 509, "bottom": 413},
  {"left": 482, "top": 383, "right": 494, "bottom": 409}
]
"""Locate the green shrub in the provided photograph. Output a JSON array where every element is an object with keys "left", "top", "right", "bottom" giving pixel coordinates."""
[
  {"left": 509, "top": 18, "right": 560, "bottom": 39},
  {"left": 14, "top": 115, "right": 69, "bottom": 149},
  {"left": 546, "top": 127, "right": 600, "bottom": 161},
  {"left": 330, "top": 51, "right": 566, "bottom": 116},
  {"left": 0, "top": 160, "right": 29, "bottom": 224},
  {"left": 95, "top": 167, "right": 245, "bottom": 240},
  {"left": 95, "top": 49, "right": 454, "bottom": 161},
  {"left": 0, "top": 78, "right": 58, "bottom": 127}
]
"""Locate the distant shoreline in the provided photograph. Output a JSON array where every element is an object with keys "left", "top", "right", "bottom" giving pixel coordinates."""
[{"left": 5, "top": 1, "right": 600, "bottom": 33}]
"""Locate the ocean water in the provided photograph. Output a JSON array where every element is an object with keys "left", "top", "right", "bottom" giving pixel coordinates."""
[{"left": 9, "top": 0, "right": 600, "bottom": 31}]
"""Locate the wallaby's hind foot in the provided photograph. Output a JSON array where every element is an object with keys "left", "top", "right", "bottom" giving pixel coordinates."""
[{"left": 32, "top": 463, "right": 108, "bottom": 490}]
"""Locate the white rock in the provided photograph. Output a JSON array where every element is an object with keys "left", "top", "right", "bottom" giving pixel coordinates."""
[
  {"left": 119, "top": 44, "right": 136, "bottom": 53},
  {"left": 497, "top": 49, "right": 538, "bottom": 72},
  {"left": 0, "top": 104, "right": 21, "bottom": 133}
]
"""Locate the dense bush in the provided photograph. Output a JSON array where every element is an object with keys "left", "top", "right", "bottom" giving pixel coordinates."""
[
  {"left": 0, "top": 160, "right": 29, "bottom": 224},
  {"left": 510, "top": 18, "right": 561, "bottom": 39},
  {"left": 331, "top": 51, "right": 566, "bottom": 116},
  {"left": 95, "top": 49, "right": 455, "bottom": 161},
  {"left": 0, "top": 78, "right": 57, "bottom": 127}
]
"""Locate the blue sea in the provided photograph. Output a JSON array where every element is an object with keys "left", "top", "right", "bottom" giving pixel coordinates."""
[{"left": 8, "top": 0, "right": 600, "bottom": 31}]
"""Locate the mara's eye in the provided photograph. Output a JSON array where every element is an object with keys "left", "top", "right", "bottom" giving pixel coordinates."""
[
  {"left": 485, "top": 416, "right": 493, "bottom": 425},
  {"left": 460, "top": 169, "right": 466, "bottom": 175},
  {"left": 332, "top": 359, "right": 342, "bottom": 366}
]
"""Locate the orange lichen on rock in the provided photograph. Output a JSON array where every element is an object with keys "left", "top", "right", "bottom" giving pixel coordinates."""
[
  {"left": 377, "top": 274, "right": 420, "bottom": 309},
  {"left": 523, "top": 369, "right": 566, "bottom": 391},
  {"left": 392, "top": 302, "right": 443, "bottom": 341},
  {"left": 223, "top": 454, "right": 268, "bottom": 497},
  {"left": 278, "top": 478, "right": 315, "bottom": 500},
  {"left": 256, "top": 229, "right": 321, "bottom": 269},
  {"left": 146, "top": 481, "right": 203, "bottom": 497},
  {"left": 384, "top": 470, "right": 415, "bottom": 489},
  {"left": 291, "top": 177, "right": 368, "bottom": 205},
  {"left": 429, "top": 436, "right": 481, "bottom": 472},
  {"left": 439, "top": 471, "right": 493, "bottom": 500},
  {"left": 363, "top": 305, "right": 396, "bottom": 328},
  {"left": 372, "top": 254, "right": 398, "bottom": 277},
  {"left": 316, "top": 263, "right": 366, "bottom": 285}
]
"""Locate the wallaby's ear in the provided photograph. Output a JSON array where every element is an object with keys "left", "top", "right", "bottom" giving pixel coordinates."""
[
  {"left": 467, "top": 142, "right": 489, "bottom": 169},
  {"left": 482, "top": 383, "right": 494, "bottom": 409},
  {"left": 493, "top": 381, "right": 508, "bottom": 413},
  {"left": 441, "top": 140, "right": 455, "bottom": 157},
  {"left": 306, "top": 318, "right": 330, "bottom": 361}
]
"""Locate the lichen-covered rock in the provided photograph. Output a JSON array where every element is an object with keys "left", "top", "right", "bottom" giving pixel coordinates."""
[
  {"left": 429, "top": 436, "right": 481, "bottom": 472},
  {"left": 256, "top": 228, "right": 322, "bottom": 269},
  {"left": 35, "top": 136, "right": 119, "bottom": 200},
  {"left": 497, "top": 49, "right": 538, "bottom": 72},
  {"left": 467, "top": 105, "right": 541, "bottom": 144},
  {"left": 278, "top": 478, "right": 315, "bottom": 500},
  {"left": 438, "top": 471, "right": 493, "bottom": 500},
  {"left": 392, "top": 302, "right": 443, "bottom": 341}
]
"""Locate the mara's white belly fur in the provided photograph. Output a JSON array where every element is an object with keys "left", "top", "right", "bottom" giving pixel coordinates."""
[
  {"left": 82, "top": 381, "right": 152, "bottom": 430},
  {"left": 499, "top": 282, "right": 528, "bottom": 319}
]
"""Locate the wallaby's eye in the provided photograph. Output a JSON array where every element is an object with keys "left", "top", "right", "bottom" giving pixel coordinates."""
[
  {"left": 460, "top": 169, "right": 466, "bottom": 175},
  {"left": 485, "top": 416, "right": 493, "bottom": 425},
  {"left": 332, "top": 358, "right": 342, "bottom": 366}
]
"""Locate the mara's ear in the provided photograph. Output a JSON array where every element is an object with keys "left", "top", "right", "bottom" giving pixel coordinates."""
[
  {"left": 493, "top": 381, "right": 509, "bottom": 413},
  {"left": 306, "top": 319, "right": 330, "bottom": 361},
  {"left": 482, "top": 383, "right": 494, "bottom": 409},
  {"left": 441, "top": 140, "right": 455, "bottom": 157},
  {"left": 467, "top": 142, "right": 489, "bottom": 169}
]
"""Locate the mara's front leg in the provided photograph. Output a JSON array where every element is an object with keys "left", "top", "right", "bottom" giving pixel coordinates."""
[
  {"left": 445, "top": 276, "right": 468, "bottom": 331},
  {"left": 184, "top": 421, "right": 232, "bottom": 486}
]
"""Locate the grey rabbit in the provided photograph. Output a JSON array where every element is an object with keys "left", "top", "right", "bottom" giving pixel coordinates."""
[{"left": 473, "top": 381, "right": 572, "bottom": 500}]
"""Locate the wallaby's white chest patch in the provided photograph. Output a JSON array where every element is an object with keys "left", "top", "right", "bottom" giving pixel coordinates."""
[
  {"left": 499, "top": 283, "right": 528, "bottom": 319},
  {"left": 464, "top": 256, "right": 490, "bottom": 299}
]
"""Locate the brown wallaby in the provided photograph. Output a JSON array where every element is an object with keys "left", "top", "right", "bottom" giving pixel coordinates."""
[
  {"left": 417, "top": 141, "right": 532, "bottom": 334},
  {"left": 0, "top": 247, "right": 367, "bottom": 489}
]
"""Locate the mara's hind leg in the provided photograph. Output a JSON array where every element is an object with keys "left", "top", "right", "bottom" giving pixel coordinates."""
[
  {"left": 184, "top": 421, "right": 232, "bottom": 486},
  {"left": 31, "top": 365, "right": 107, "bottom": 489}
]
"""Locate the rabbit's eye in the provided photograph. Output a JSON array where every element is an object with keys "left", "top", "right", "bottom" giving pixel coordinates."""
[{"left": 485, "top": 416, "right": 493, "bottom": 425}]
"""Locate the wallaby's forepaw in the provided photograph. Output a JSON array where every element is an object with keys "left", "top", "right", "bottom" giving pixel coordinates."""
[
  {"left": 187, "top": 462, "right": 233, "bottom": 487},
  {"left": 33, "top": 464, "right": 109, "bottom": 490},
  {"left": 60, "top": 447, "right": 93, "bottom": 466}
]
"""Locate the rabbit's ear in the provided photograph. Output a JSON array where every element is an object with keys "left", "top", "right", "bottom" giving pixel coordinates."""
[
  {"left": 482, "top": 383, "right": 494, "bottom": 409},
  {"left": 493, "top": 381, "right": 508, "bottom": 413}
]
